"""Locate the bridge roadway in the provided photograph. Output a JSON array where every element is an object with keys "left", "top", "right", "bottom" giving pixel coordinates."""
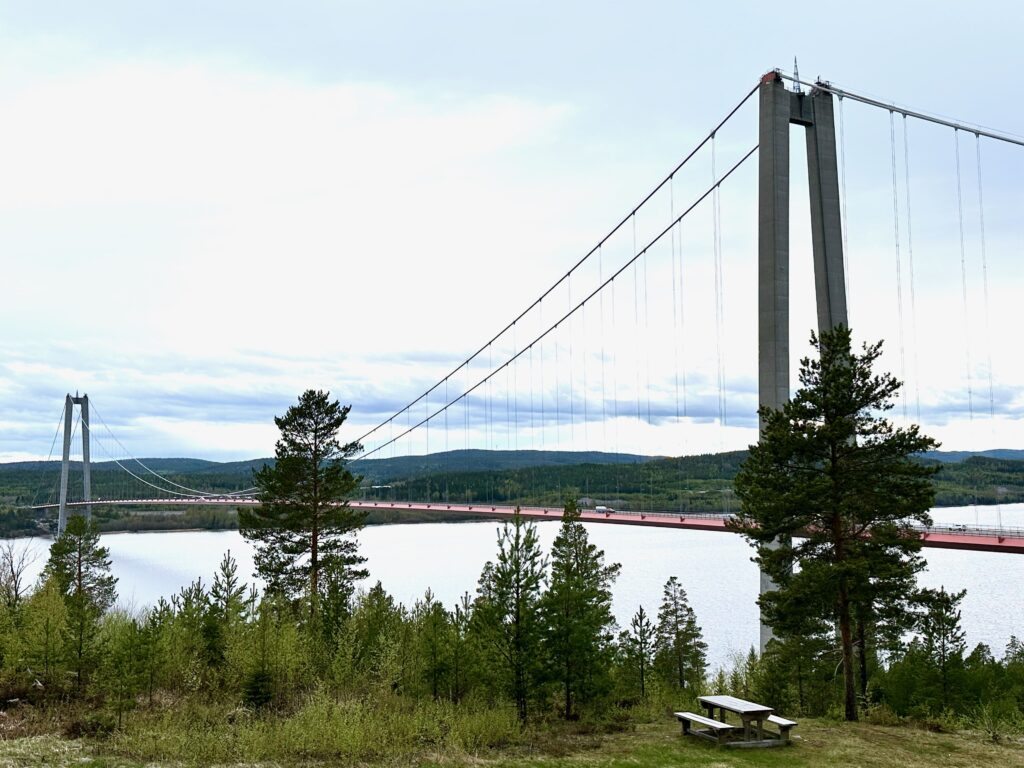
[{"left": 38, "top": 496, "right": 1024, "bottom": 555}]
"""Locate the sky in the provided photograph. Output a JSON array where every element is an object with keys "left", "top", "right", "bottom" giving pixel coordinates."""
[{"left": 2, "top": 1, "right": 1023, "bottom": 463}]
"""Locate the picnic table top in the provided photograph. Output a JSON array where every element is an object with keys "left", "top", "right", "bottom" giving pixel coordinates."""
[{"left": 698, "top": 695, "right": 774, "bottom": 715}]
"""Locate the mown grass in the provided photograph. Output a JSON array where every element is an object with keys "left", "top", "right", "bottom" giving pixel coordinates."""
[
  {"left": 2, "top": 703, "right": 1023, "bottom": 768},
  {"left": 490, "top": 718, "right": 1024, "bottom": 768}
]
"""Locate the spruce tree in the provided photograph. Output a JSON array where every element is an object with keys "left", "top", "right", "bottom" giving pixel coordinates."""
[
  {"left": 539, "top": 500, "right": 621, "bottom": 719},
  {"left": 240, "top": 390, "right": 367, "bottom": 626},
  {"left": 918, "top": 586, "right": 967, "bottom": 710},
  {"left": 415, "top": 588, "right": 450, "bottom": 700},
  {"left": 449, "top": 592, "right": 475, "bottom": 703},
  {"left": 210, "top": 550, "right": 247, "bottom": 624},
  {"left": 622, "top": 605, "right": 654, "bottom": 698},
  {"left": 474, "top": 510, "right": 546, "bottom": 722},
  {"left": 44, "top": 514, "right": 117, "bottom": 693},
  {"left": 654, "top": 576, "right": 707, "bottom": 693},
  {"left": 734, "top": 326, "right": 939, "bottom": 721}
]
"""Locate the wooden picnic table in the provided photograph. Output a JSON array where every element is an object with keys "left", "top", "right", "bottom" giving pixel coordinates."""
[{"left": 698, "top": 695, "right": 773, "bottom": 742}]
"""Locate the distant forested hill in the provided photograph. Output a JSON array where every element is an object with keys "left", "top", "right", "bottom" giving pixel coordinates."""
[
  {"left": 2, "top": 449, "right": 1021, "bottom": 537},
  {"left": 921, "top": 449, "right": 1024, "bottom": 463}
]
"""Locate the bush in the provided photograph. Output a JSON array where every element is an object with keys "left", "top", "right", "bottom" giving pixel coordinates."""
[
  {"left": 242, "top": 669, "right": 274, "bottom": 710},
  {"left": 64, "top": 712, "right": 116, "bottom": 739}
]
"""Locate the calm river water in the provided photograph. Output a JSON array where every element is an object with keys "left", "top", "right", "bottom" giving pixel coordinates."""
[{"left": 16, "top": 503, "right": 1024, "bottom": 671}]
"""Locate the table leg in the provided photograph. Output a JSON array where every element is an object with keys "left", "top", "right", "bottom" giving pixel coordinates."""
[
  {"left": 756, "top": 717, "right": 764, "bottom": 740},
  {"left": 743, "top": 716, "right": 751, "bottom": 741}
]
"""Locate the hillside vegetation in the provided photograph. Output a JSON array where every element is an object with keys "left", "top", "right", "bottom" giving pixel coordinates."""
[{"left": 1, "top": 449, "right": 1022, "bottom": 537}]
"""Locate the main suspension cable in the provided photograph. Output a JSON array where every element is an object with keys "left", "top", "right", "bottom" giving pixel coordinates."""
[
  {"left": 778, "top": 73, "right": 1024, "bottom": 148},
  {"left": 355, "top": 145, "right": 759, "bottom": 460},
  {"left": 351, "top": 83, "right": 761, "bottom": 452},
  {"left": 88, "top": 403, "right": 257, "bottom": 497}
]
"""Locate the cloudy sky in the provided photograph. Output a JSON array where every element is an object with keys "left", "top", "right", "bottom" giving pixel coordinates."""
[{"left": 2, "top": 1, "right": 1023, "bottom": 463}]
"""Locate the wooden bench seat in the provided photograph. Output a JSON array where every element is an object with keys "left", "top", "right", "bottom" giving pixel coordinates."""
[
  {"left": 766, "top": 714, "right": 798, "bottom": 742},
  {"left": 674, "top": 711, "right": 737, "bottom": 745}
]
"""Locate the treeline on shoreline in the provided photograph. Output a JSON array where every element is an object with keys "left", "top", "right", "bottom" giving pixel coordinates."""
[{"left": 3, "top": 506, "right": 1024, "bottom": 765}]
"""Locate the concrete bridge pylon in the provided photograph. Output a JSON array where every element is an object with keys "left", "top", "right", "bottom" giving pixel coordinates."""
[
  {"left": 758, "top": 71, "right": 849, "bottom": 652},
  {"left": 57, "top": 392, "right": 91, "bottom": 536}
]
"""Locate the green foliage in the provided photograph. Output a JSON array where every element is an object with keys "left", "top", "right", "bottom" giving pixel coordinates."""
[
  {"left": 18, "top": 578, "right": 68, "bottom": 694},
  {"left": 240, "top": 390, "right": 367, "bottom": 626},
  {"left": 618, "top": 605, "right": 654, "bottom": 699},
  {"left": 44, "top": 514, "right": 118, "bottom": 693},
  {"left": 474, "top": 510, "right": 547, "bottom": 722},
  {"left": 539, "top": 500, "right": 621, "bottom": 720},
  {"left": 653, "top": 576, "right": 707, "bottom": 695},
  {"left": 414, "top": 589, "right": 451, "bottom": 700},
  {"left": 734, "top": 326, "right": 938, "bottom": 721},
  {"left": 99, "top": 612, "right": 146, "bottom": 728}
]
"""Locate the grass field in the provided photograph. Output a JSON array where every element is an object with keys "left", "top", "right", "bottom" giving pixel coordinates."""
[{"left": 1, "top": 717, "right": 1022, "bottom": 768}]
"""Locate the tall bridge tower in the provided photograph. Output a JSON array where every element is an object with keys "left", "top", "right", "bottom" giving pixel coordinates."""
[
  {"left": 758, "top": 71, "right": 849, "bottom": 650},
  {"left": 57, "top": 392, "right": 91, "bottom": 536}
]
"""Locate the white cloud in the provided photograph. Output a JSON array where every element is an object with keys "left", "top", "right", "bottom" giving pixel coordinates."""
[{"left": 1, "top": 32, "right": 1022, "bottom": 463}]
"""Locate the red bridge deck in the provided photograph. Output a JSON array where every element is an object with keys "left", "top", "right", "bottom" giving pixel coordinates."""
[{"left": 42, "top": 497, "right": 1024, "bottom": 554}]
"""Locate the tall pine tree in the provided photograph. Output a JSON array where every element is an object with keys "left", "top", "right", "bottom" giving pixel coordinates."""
[
  {"left": 474, "top": 510, "right": 546, "bottom": 722},
  {"left": 734, "top": 326, "right": 938, "bottom": 721},
  {"left": 240, "top": 390, "right": 367, "bottom": 626},
  {"left": 44, "top": 514, "right": 117, "bottom": 693},
  {"left": 539, "top": 500, "right": 621, "bottom": 719}
]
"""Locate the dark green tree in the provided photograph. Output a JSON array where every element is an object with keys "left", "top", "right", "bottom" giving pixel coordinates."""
[
  {"left": 44, "top": 514, "right": 117, "bottom": 693},
  {"left": 346, "top": 582, "right": 406, "bottom": 692},
  {"left": 918, "top": 586, "right": 967, "bottom": 710},
  {"left": 448, "top": 592, "right": 476, "bottom": 703},
  {"left": 653, "top": 576, "right": 707, "bottom": 694},
  {"left": 210, "top": 550, "right": 247, "bottom": 624},
  {"left": 101, "top": 613, "right": 145, "bottom": 729},
  {"left": 240, "top": 390, "right": 367, "bottom": 625},
  {"left": 734, "top": 326, "right": 938, "bottom": 721},
  {"left": 206, "top": 551, "right": 247, "bottom": 673},
  {"left": 622, "top": 605, "right": 654, "bottom": 698},
  {"left": 474, "top": 510, "right": 547, "bottom": 722},
  {"left": 415, "top": 588, "right": 450, "bottom": 700},
  {"left": 539, "top": 500, "right": 621, "bottom": 719}
]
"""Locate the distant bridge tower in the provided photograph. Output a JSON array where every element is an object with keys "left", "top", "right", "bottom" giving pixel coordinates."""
[
  {"left": 57, "top": 393, "right": 91, "bottom": 536},
  {"left": 758, "top": 71, "right": 849, "bottom": 651}
]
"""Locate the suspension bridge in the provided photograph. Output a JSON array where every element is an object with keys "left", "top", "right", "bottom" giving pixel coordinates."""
[{"left": 22, "top": 70, "right": 1024, "bottom": 647}]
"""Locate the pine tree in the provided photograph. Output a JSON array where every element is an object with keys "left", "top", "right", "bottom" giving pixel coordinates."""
[
  {"left": 474, "top": 510, "right": 546, "bottom": 722},
  {"left": 734, "top": 326, "right": 938, "bottom": 721},
  {"left": 240, "top": 390, "right": 367, "bottom": 626},
  {"left": 44, "top": 514, "right": 117, "bottom": 693},
  {"left": 654, "top": 576, "right": 707, "bottom": 693},
  {"left": 539, "top": 500, "right": 621, "bottom": 719}
]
